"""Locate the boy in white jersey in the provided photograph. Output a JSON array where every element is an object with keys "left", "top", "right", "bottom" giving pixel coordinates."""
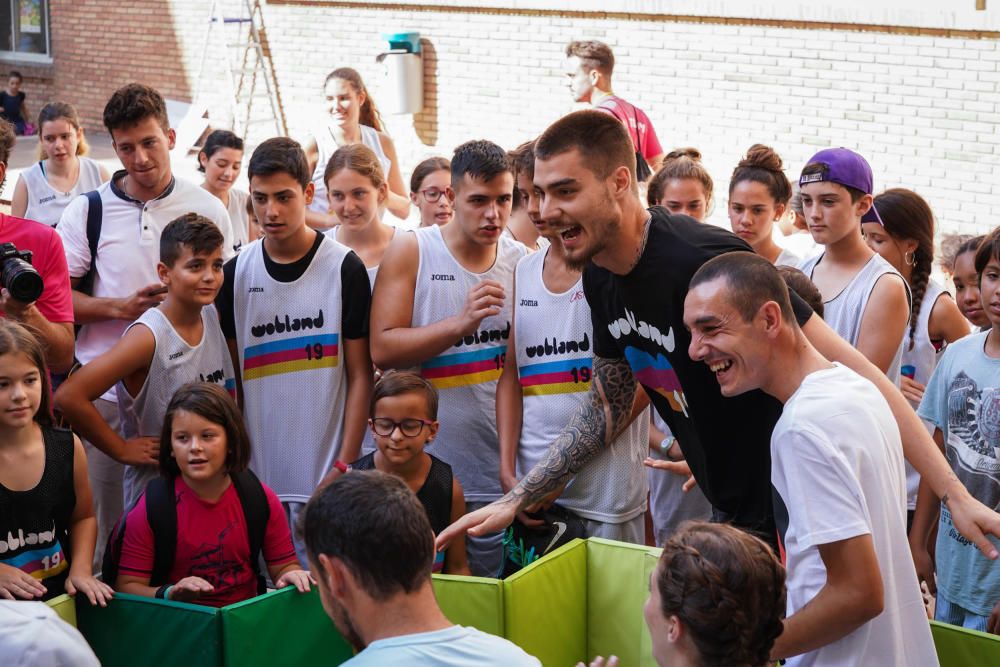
[
  {"left": 215, "top": 138, "right": 373, "bottom": 563},
  {"left": 372, "top": 140, "right": 526, "bottom": 576},
  {"left": 498, "top": 140, "right": 650, "bottom": 542},
  {"left": 798, "top": 148, "right": 909, "bottom": 382},
  {"left": 55, "top": 214, "right": 235, "bottom": 507},
  {"left": 684, "top": 252, "right": 937, "bottom": 667}
]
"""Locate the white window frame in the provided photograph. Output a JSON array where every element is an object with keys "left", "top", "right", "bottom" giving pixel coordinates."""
[{"left": 0, "top": 0, "right": 52, "bottom": 63}]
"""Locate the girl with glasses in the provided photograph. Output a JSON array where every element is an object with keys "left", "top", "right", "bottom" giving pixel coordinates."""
[{"left": 410, "top": 156, "right": 454, "bottom": 228}]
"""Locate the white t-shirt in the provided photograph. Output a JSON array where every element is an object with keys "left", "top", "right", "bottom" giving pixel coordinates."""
[
  {"left": 58, "top": 173, "right": 235, "bottom": 401},
  {"left": 343, "top": 625, "right": 540, "bottom": 667},
  {"left": 226, "top": 188, "right": 250, "bottom": 253},
  {"left": 771, "top": 364, "right": 938, "bottom": 667}
]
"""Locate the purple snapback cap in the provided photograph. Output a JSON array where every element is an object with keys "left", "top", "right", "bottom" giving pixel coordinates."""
[{"left": 799, "top": 147, "right": 883, "bottom": 224}]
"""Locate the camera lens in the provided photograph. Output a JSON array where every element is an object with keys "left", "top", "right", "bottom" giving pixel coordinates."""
[{"left": 2, "top": 258, "right": 44, "bottom": 303}]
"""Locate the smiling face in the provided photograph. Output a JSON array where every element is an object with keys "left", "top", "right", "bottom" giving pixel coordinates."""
[
  {"left": 684, "top": 277, "right": 772, "bottom": 397},
  {"left": 412, "top": 168, "right": 454, "bottom": 227},
  {"left": 200, "top": 146, "right": 244, "bottom": 194},
  {"left": 0, "top": 352, "right": 41, "bottom": 430},
  {"left": 659, "top": 178, "right": 709, "bottom": 222},
  {"left": 452, "top": 171, "right": 514, "bottom": 247},
  {"left": 370, "top": 392, "right": 438, "bottom": 468},
  {"left": 535, "top": 149, "right": 624, "bottom": 271},
  {"left": 170, "top": 409, "right": 228, "bottom": 484},
  {"left": 111, "top": 115, "right": 176, "bottom": 197},
  {"left": 800, "top": 181, "right": 869, "bottom": 247},
  {"left": 250, "top": 171, "right": 313, "bottom": 243},
  {"left": 954, "top": 250, "right": 989, "bottom": 328},
  {"left": 324, "top": 78, "right": 364, "bottom": 128},
  {"left": 40, "top": 118, "right": 82, "bottom": 163},
  {"left": 326, "top": 168, "right": 385, "bottom": 231},
  {"left": 728, "top": 180, "right": 785, "bottom": 250}
]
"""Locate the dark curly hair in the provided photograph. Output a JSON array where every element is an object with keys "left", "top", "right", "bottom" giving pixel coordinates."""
[{"left": 657, "top": 522, "right": 786, "bottom": 667}]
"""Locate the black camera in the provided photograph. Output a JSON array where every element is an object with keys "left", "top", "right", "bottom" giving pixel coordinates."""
[{"left": 0, "top": 243, "right": 44, "bottom": 304}]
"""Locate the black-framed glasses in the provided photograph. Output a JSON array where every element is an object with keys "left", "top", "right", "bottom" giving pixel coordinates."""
[
  {"left": 370, "top": 418, "right": 435, "bottom": 437},
  {"left": 419, "top": 187, "right": 454, "bottom": 203}
]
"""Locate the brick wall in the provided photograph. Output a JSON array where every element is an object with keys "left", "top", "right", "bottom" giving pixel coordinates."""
[{"left": 44, "top": 1, "right": 1000, "bottom": 237}]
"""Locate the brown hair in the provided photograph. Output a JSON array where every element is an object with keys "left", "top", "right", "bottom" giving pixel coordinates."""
[
  {"left": 160, "top": 213, "right": 225, "bottom": 267},
  {"left": 102, "top": 83, "right": 170, "bottom": 135},
  {"left": 974, "top": 225, "right": 1000, "bottom": 277},
  {"left": 690, "top": 251, "right": 796, "bottom": 325},
  {"left": 0, "top": 320, "right": 53, "bottom": 426},
  {"left": 410, "top": 156, "right": 450, "bottom": 194},
  {"left": 36, "top": 102, "right": 89, "bottom": 160},
  {"left": 872, "top": 188, "right": 935, "bottom": 350},
  {"left": 658, "top": 522, "right": 786, "bottom": 667},
  {"left": 799, "top": 162, "right": 865, "bottom": 203},
  {"left": 370, "top": 370, "right": 438, "bottom": 420},
  {"left": 535, "top": 109, "right": 635, "bottom": 182},
  {"left": 729, "top": 144, "right": 792, "bottom": 205},
  {"left": 565, "top": 40, "right": 615, "bottom": 76},
  {"left": 647, "top": 147, "right": 713, "bottom": 208},
  {"left": 159, "top": 383, "right": 251, "bottom": 478},
  {"left": 325, "top": 68, "right": 384, "bottom": 133},
  {"left": 508, "top": 140, "right": 537, "bottom": 212},
  {"left": 777, "top": 266, "right": 824, "bottom": 319},
  {"left": 323, "top": 143, "right": 386, "bottom": 192},
  {"left": 0, "top": 117, "right": 13, "bottom": 167}
]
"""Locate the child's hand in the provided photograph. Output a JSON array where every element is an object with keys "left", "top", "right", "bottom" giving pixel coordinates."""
[
  {"left": 0, "top": 563, "right": 47, "bottom": 600},
  {"left": 900, "top": 376, "right": 927, "bottom": 405},
  {"left": 576, "top": 656, "right": 619, "bottom": 667},
  {"left": 118, "top": 436, "right": 160, "bottom": 467},
  {"left": 988, "top": 599, "right": 1000, "bottom": 635},
  {"left": 66, "top": 572, "right": 114, "bottom": 607},
  {"left": 275, "top": 569, "right": 315, "bottom": 593},
  {"left": 169, "top": 576, "right": 214, "bottom": 602}
]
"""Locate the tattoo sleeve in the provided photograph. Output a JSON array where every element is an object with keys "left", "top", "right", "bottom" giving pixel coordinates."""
[{"left": 507, "top": 355, "right": 637, "bottom": 509}]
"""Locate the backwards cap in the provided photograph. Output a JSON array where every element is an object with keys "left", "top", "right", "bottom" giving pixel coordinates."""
[{"left": 799, "top": 148, "right": 882, "bottom": 224}]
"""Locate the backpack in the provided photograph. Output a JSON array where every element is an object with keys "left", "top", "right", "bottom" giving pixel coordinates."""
[
  {"left": 101, "top": 470, "right": 270, "bottom": 594},
  {"left": 77, "top": 190, "right": 103, "bottom": 298}
]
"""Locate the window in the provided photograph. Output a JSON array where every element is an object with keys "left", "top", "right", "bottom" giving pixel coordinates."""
[{"left": 1, "top": 0, "right": 50, "bottom": 60}]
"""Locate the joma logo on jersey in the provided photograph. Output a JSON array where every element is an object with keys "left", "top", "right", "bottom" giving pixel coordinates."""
[
  {"left": 248, "top": 287, "right": 264, "bottom": 293},
  {"left": 520, "top": 298, "right": 538, "bottom": 307},
  {"left": 168, "top": 351, "right": 184, "bottom": 360},
  {"left": 431, "top": 274, "right": 455, "bottom": 281}
]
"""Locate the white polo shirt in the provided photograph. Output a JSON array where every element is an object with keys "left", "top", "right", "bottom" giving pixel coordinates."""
[{"left": 58, "top": 172, "right": 234, "bottom": 401}]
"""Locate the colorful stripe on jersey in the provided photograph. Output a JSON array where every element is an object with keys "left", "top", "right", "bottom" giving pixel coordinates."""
[
  {"left": 224, "top": 378, "right": 237, "bottom": 397},
  {"left": 421, "top": 345, "right": 506, "bottom": 389},
  {"left": 243, "top": 333, "right": 339, "bottom": 381},
  {"left": 1, "top": 541, "right": 68, "bottom": 581},
  {"left": 519, "top": 358, "right": 593, "bottom": 396}
]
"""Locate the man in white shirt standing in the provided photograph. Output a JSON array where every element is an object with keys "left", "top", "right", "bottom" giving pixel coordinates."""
[
  {"left": 57, "top": 83, "right": 234, "bottom": 564},
  {"left": 302, "top": 470, "right": 540, "bottom": 666},
  {"left": 683, "top": 251, "right": 937, "bottom": 666}
]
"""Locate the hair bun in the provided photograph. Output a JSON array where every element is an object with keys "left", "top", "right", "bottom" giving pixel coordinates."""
[
  {"left": 738, "top": 144, "right": 783, "bottom": 172},
  {"left": 666, "top": 147, "right": 702, "bottom": 162}
]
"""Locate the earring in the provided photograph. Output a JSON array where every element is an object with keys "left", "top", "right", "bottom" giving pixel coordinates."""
[{"left": 904, "top": 250, "right": 916, "bottom": 266}]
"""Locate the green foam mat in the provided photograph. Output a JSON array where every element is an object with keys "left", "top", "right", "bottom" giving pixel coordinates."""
[
  {"left": 45, "top": 593, "right": 77, "bottom": 627},
  {"left": 433, "top": 573, "right": 505, "bottom": 636},
  {"left": 930, "top": 619, "right": 1000, "bottom": 666}
]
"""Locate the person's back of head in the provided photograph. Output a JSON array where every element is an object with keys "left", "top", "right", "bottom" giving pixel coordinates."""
[
  {"left": 159, "top": 212, "right": 225, "bottom": 268},
  {"left": 302, "top": 470, "right": 434, "bottom": 603},
  {"left": 103, "top": 83, "right": 169, "bottom": 135},
  {"left": 536, "top": 109, "right": 636, "bottom": 183},
  {"left": 651, "top": 522, "right": 786, "bottom": 667},
  {"left": 0, "top": 117, "right": 13, "bottom": 173},
  {"left": 248, "top": 136, "right": 311, "bottom": 190},
  {"left": 777, "top": 265, "right": 824, "bottom": 319}
]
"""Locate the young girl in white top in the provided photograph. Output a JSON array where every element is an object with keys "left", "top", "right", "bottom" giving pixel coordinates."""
[
  {"left": 324, "top": 144, "right": 397, "bottom": 286},
  {"left": 11, "top": 102, "right": 109, "bottom": 226},
  {"left": 199, "top": 130, "right": 250, "bottom": 254},
  {"left": 728, "top": 145, "right": 800, "bottom": 268},
  {"left": 304, "top": 68, "right": 409, "bottom": 226}
]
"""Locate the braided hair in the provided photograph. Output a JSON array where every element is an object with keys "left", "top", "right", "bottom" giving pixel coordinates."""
[
  {"left": 872, "top": 188, "right": 935, "bottom": 351},
  {"left": 657, "top": 522, "right": 786, "bottom": 667}
]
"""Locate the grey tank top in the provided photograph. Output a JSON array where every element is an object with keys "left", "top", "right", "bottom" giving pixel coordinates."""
[{"left": 800, "top": 252, "right": 909, "bottom": 385}]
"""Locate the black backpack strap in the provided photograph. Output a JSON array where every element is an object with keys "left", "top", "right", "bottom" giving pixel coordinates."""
[
  {"left": 145, "top": 476, "right": 178, "bottom": 587},
  {"left": 77, "top": 190, "right": 102, "bottom": 296},
  {"left": 231, "top": 470, "right": 270, "bottom": 593}
]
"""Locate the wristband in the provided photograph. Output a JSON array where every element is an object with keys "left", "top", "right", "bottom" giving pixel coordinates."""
[
  {"left": 658, "top": 436, "right": 676, "bottom": 459},
  {"left": 333, "top": 460, "right": 349, "bottom": 474},
  {"left": 155, "top": 584, "right": 173, "bottom": 600}
]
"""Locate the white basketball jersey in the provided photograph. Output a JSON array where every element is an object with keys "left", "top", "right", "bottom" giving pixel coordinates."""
[
  {"left": 412, "top": 224, "right": 526, "bottom": 502},
  {"left": 514, "top": 249, "right": 648, "bottom": 522},
  {"left": 232, "top": 236, "right": 352, "bottom": 503}
]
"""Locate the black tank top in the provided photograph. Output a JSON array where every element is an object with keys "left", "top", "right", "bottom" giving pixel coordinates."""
[
  {"left": 0, "top": 426, "right": 76, "bottom": 600},
  {"left": 351, "top": 452, "right": 453, "bottom": 536}
]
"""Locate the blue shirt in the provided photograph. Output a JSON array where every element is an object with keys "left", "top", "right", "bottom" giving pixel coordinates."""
[
  {"left": 918, "top": 330, "right": 1000, "bottom": 616},
  {"left": 343, "top": 625, "right": 540, "bottom": 667}
]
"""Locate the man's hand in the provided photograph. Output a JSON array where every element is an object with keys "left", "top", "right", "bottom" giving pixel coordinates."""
[
  {"left": 436, "top": 497, "right": 519, "bottom": 553},
  {"left": 115, "top": 436, "right": 159, "bottom": 466},
  {"left": 0, "top": 288, "right": 34, "bottom": 319},
  {"left": 115, "top": 283, "right": 167, "bottom": 321},
  {"left": 457, "top": 280, "right": 505, "bottom": 335},
  {"left": 644, "top": 457, "right": 697, "bottom": 492}
]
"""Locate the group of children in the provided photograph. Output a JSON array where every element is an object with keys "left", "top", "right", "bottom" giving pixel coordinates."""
[{"left": 0, "top": 56, "right": 998, "bottom": 666}]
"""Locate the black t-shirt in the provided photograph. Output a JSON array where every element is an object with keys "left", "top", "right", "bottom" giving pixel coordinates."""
[
  {"left": 216, "top": 232, "right": 371, "bottom": 341},
  {"left": 584, "top": 207, "right": 813, "bottom": 537},
  {"left": 0, "top": 91, "right": 25, "bottom": 123}
]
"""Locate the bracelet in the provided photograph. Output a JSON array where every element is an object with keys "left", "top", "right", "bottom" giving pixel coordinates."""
[
  {"left": 155, "top": 584, "right": 173, "bottom": 600},
  {"left": 333, "top": 460, "right": 349, "bottom": 474},
  {"left": 658, "top": 436, "right": 676, "bottom": 459}
]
